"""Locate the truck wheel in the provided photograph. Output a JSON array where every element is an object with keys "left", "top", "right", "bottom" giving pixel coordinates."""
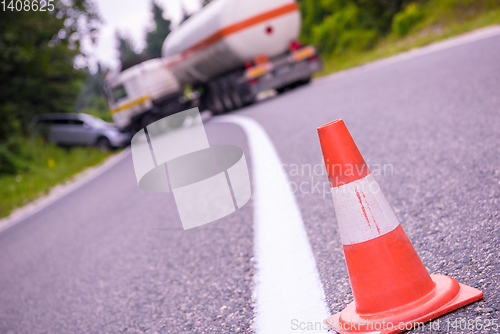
[
  {"left": 208, "top": 82, "right": 225, "bottom": 115},
  {"left": 205, "top": 93, "right": 215, "bottom": 113},
  {"left": 209, "top": 93, "right": 225, "bottom": 115},
  {"left": 219, "top": 79, "right": 234, "bottom": 112},
  {"left": 141, "top": 113, "right": 157, "bottom": 128},
  {"left": 297, "top": 77, "right": 312, "bottom": 86},
  {"left": 276, "top": 86, "right": 287, "bottom": 94},
  {"left": 228, "top": 77, "right": 243, "bottom": 109},
  {"left": 277, "top": 77, "right": 312, "bottom": 94}
]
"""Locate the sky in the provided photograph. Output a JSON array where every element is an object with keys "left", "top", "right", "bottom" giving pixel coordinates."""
[{"left": 85, "top": 0, "right": 202, "bottom": 71}]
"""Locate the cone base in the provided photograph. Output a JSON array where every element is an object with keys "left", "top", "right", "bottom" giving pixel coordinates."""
[{"left": 326, "top": 274, "right": 483, "bottom": 334}]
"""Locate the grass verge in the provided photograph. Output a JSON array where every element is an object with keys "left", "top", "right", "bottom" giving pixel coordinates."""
[
  {"left": 317, "top": 7, "right": 500, "bottom": 77},
  {"left": 0, "top": 139, "right": 113, "bottom": 219}
]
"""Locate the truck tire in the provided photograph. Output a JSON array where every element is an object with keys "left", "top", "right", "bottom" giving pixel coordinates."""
[
  {"left": 140, "top": 112, "right": 158, "bottom": 128},
  {"left": 277, "top": 77, "right": 312, "bottom": 94},
  {"left": 296, "top": 77, "right": 312, "bottom": 86},
  {"left": 228, "top": 76, "right": 243, "bottom": 109},
  {"left": 276, "top": 86, "right": 287, "bottom": 94},
  {"left": 208, "top": 81, "right": 225, "bottom": 115},
  {"left": 219, "top": 78, "right": 234, "bottom": 112}
]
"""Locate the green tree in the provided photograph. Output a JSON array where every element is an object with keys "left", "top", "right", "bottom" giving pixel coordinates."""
[
  {"left": 75, "top": 63, "right": 107, "bottom": 110},
  {"left": 116, "top": 32, "right": 146, "bottom": 71},
  {"left": 299, "top": 0, "right": 335, "bottom": 44},
  {"left": 144, "top": 1, "right": 172, "bottom": 59},
  {"left": 299, "top": 0, "right": 420, "bottom": 55},
  {"left": 0, "top": 0, "right": 100, "bottom": 143},
  {"left": 74, "top": 64, "right": 112, "bottom": 122},
  {"left": 180, "top": 5, "right": 192, "bottom": 24}
]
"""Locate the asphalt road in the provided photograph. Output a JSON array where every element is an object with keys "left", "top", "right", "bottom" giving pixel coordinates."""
[{"left": 1, "top": 29, "right": 500, "bottom": 333}]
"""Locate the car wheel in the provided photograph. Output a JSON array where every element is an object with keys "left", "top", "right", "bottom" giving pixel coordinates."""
[{"left": 96, "top": 137, "right": 111, "bottom": 151}]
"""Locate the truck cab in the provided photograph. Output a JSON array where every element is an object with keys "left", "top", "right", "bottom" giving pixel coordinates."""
[{"left": 104, "top": 58, "right": 184, "bottom": 132}]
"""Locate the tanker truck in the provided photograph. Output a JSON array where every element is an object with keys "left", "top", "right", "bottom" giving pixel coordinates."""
[
  {"left": 103, "top": 58, "right": 191, "bottom": 132},
  {"left": 105, "top": 0, "right": 321, "bottom": 132}
]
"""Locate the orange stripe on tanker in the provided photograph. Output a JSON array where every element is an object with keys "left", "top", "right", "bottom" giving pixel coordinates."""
[{"left": 165, "top": 2, "right": 299, "bottom": 68}]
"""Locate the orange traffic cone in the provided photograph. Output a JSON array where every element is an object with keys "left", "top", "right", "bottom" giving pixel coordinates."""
[{"left": 317, "top": 120, "right": 483, "bottom": 333}]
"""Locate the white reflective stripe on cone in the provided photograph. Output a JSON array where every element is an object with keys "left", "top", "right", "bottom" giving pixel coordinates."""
[{"left": 331, "top": 173, "right": 399, "bottom": 245}]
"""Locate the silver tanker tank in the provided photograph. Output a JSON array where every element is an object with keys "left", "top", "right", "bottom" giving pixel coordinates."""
[{"left": 162, "top": 0, "right": 301, "bottom": 84}]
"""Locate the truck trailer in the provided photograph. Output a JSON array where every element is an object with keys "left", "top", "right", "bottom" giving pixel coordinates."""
[{"left": 105, "top": 0, "right": 322, "bottom": 132}]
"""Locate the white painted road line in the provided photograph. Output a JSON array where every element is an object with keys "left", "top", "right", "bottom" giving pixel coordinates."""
[{"left": 215, "top": 116, "right": 330, "bottom": 334}]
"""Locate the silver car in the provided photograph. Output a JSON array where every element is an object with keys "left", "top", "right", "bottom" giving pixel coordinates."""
[{"left": 32, "top": 113, "right": 130, "bottom": 150}]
